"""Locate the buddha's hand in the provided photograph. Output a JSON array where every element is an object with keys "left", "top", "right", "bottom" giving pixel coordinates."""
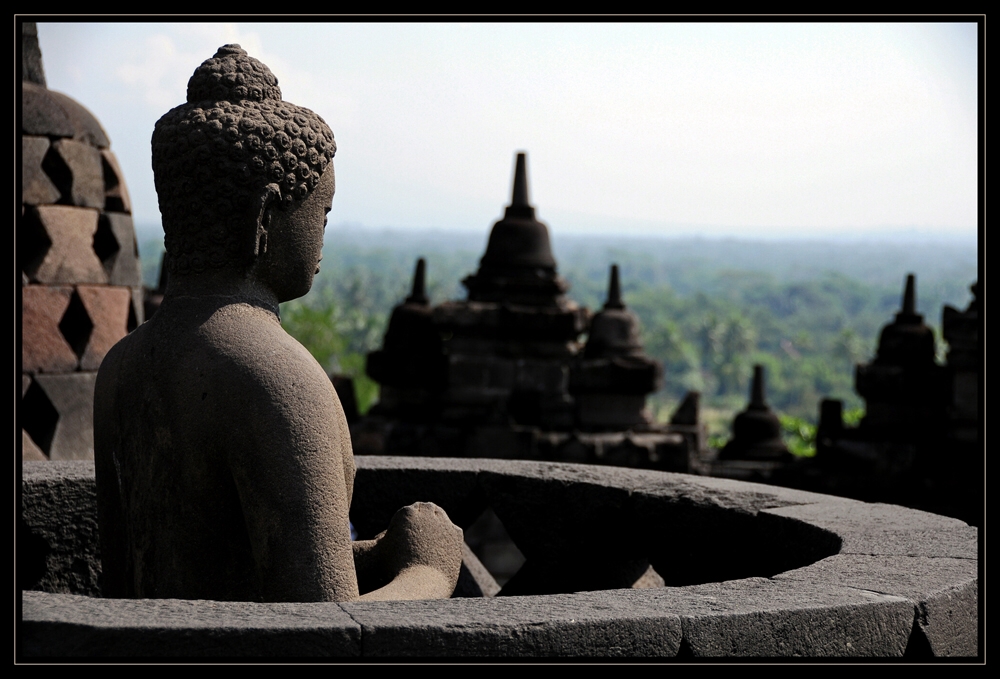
[{"left": 377, "top": 502, "right": 464, "bottom": 592}]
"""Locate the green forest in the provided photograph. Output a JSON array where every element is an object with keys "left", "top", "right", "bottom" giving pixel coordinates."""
[{"left": 140, "top": 227, "right": 978, "bottom": 450}]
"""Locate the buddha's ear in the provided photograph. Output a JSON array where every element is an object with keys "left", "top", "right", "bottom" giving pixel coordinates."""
[{"left": 254, "top": 184, "right": 282, "bottom": 258}]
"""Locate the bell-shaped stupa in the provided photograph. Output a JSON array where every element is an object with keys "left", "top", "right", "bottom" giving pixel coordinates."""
[
  {"left": 855, "top": 274, "right": 946, "bottom": 433},
  {"left": 571, "top": 265, "right": 663, "bottom": 429},
  {"left": 21, "top": 22, "right": 143, "bottom": 461},
  {"left": 719, "top": 365, "right": 791, "bottom": 461},
  {"left": 462, "top": 153, "right": 568, "bottom": 306}
]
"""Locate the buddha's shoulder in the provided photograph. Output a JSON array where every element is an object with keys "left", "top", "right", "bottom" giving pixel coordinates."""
[{"left": 198, "top": 304, "right": 329, "bottom": 386}]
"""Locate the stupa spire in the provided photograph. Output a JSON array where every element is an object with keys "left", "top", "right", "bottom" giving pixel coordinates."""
[
  {"left": 604, "top": 264, "right": 624, "bottom": 310},
  {"left": 406, "top": 258, "right": 428, "bottom": 306},
  {"left": 901, "top": 274, "right": 917, "bottom": 317},
  {"left": 462, "top": 152, "right": 566, "bottom": 305},
  {"left": 510, "top": 152, "right": 530, "bottom": 208},
  {"left": 749, "top": 364, "right": 767, "bottom": 409}
]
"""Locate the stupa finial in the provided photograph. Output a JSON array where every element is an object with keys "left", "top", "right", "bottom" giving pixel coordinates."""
[
  {"left": 406, "top": 258, "right": 429, "bottom": 306},
  {"left": 511, "top": 152, "right": 530, "bottom": 208},
  {"left": 604, "top": 264, "right": 624, "bottom": 310},
  {"left": 749, "top": 364, "right": 767, "bottom": 409},
  {"left": 902, "top": 274, "right": 916, "bottom": 316}
]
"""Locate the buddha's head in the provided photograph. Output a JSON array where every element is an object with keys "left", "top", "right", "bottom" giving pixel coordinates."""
[{"left": 152, "top": 45, "right": 335, "bottom": 299}]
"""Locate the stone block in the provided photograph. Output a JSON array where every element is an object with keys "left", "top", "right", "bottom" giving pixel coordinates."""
[
  {"left": 21, "top": 285, "right": 78, "bottom": 373},
  {"left": 32, "top": 373, "right": 97, "bottom": 460},
  {"left": 21, "top": 83, "right": 110, "bottom": 147},
  {"left": 576, "top": 392, "right": 648, "bottom": 429},
  {"left": 21, "top": 461, "right": 101, "bottom": 595},
  {"left": 21, "top": 593, "right": 361, "bottom": 658},
  {"left": 760, "top": 501, "right": 974, "bottom": 558},
  {"left": 28, "top": 206, "right": 107, "bottom": 284},
  {"left": 21, "top": 81, "right": 75, "bottom": 138},
  {"left": 447, "top": 355, "right": 514, "bottom": 389},
  {"left": 341, "top": 591, "right": 682, "bottom": 657},
  {"left": 22, "top": 136, "right": 61, "bottom": 205},
  {"left": 50, "top": 139, "right": 104, "bottom": 209},
  {"left": 100, "top": 149, "right": 132, "bottom": 213},
  {"left": 774, "top": 554, "right": 978, "bottom": 658},
  {"left": 76, "top": 285, "right": 130, "bottom": 371},
  {"left": 97, "top": 213, "right": 142, "bottom": 287},
  {"left": 513, "top": 359, "right": 567, "bottom": 392},
  {"left": 632, "top": 578, "right": 913, "bottom": 657}
]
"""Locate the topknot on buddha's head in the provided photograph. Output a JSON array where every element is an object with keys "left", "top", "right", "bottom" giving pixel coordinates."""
[
  {"left": 186, "top": 44, "right": 282, "bottom": 104},
  {"left": 152, "top": 45, "right": 335, "bottom": 276}
]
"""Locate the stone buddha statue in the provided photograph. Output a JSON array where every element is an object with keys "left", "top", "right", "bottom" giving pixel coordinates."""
[{"left": 94, "top": 45, "right": 462, "bottom": 602}]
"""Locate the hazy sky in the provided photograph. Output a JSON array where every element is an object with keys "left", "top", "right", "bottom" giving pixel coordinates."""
[{"left": 33, "top": 21, "right": 979, "bottom": 241}]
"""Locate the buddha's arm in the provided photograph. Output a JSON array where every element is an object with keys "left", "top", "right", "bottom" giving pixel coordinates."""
[
  {"left": 224, "top": 330, "right": 361, "bottom": 602},
  {"left": 352, "top": 503, "right": 464, "bottom": 601}
]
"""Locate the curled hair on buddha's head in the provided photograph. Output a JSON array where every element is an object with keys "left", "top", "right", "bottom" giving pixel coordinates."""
[{"left": 152, "top": 44, "right": 335, "bottom": 276}]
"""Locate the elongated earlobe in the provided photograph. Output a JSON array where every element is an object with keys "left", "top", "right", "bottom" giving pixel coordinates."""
[{"left": 254, "top": 184, "right": 282, "bottom": 259}]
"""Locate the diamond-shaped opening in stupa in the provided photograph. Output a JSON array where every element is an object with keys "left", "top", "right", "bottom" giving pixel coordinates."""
[
  {"left": 58, "top": 289, "right": 94, "bottom": 359},
  {"left": 101, "top": 153, "right": 127, "bottom": 213},
  {"left": 22, "top": 379, "right": 60, "bottom": 458},
  {"left": 93, "top": 214, "right": 121, "bottom": 278},
  {"left": 463, "top": 507, "right": 526, "bottom": 588},
  {"left": 20, "top": 208, "right": 51, "bottom": 282},
  {"left": 41, "top": 144, "right": 73, "bottom": 204}
]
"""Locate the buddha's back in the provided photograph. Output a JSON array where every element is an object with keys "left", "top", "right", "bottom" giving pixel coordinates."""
[{"left": 95, "top": 299, "right": 271, "bottom": 600}]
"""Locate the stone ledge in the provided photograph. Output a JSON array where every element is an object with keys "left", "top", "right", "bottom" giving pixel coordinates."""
[{"left": 19, "top": 458, "right": 979, "bottom": 659}]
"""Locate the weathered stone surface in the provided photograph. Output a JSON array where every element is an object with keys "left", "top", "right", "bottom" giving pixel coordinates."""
[
  {"left": 76, "top": 286, "right": 130, "bottom": 371},
  {"left": 22, "top": 22, "right": 46, "bottom": 86},
  {"left": 20, "top": 460, "right": 980, "bottom": 658},
  {"left": 21, "top": 461, "right": 100, "bottom": 595},
  {"left": 628, "top": 578, "right": 913, "bottom": 657},
  {"left": 30, "top": 206, "right": 106, "bottom": 284},
  {"left": 100, "top": 149, "right": 132, "bottom": 213},
  {"left": 21, "top": 80, "right": 75, "bottom": 139},
  {"left": 32, "top": 373, "right": 97, "bottom": 460},
  {"left": 22, "top": 136, "right": 61, "bottom": 205},
  {"left": 341, "top": 590, "right": 682, "bottom": 657},
  {"left": 98, "top": 212, "right": 142, "bottom": 287},
  {"left": 21, "top": 592, "right": 361, "bottom": 658},
  {"left": 51, "top": 139, "right": 105, "bottom": 209},
  {"left": 21, "top": 285, "right": 78, "bottom": 373},
  {"left": 94, "top": 45, "right": 463, "bottom": 606},
  {"left": 761, "top": 502, "right": 977, "bottom": 558},
  {"left": 21, "top": 81, "right": 110, "bottom": 147},
  {"left": 774, "top": 554, "right": 978, "bottom": 657}
]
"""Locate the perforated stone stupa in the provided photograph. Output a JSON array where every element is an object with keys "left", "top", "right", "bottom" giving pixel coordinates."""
[
  {"left": 358, "top": 153, "right": 704, "bottom": 471},
  {"left": 21, "top": 23, "right": 143, "bottom": 461},
  {"left": 803, "top": 274, "right": 981, "bottom": 525}
]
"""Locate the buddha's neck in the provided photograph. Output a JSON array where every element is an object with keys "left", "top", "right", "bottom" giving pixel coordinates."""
[{"left": 163, "top": 270, "right": 281, "bottom": 317}]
